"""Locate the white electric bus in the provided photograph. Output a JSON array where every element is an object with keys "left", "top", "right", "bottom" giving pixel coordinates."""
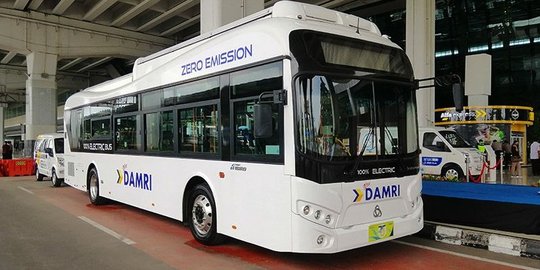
[{"left": 63, "top": 1, "right": 422, "bottom": 253}]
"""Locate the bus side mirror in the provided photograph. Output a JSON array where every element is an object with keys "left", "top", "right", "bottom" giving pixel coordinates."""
[
  {"left": 452, "top": 83, "right": 463, "bottom": 111},
  {"left": 45, "top": 148, "right": 54, "bottom": 157},
  {"left": 254, "top": 103, "right": 273, "bottom": 138}
]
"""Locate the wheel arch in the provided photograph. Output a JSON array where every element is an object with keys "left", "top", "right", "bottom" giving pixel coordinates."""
[
  {"left": 182, "top": 176, "right": 212, "bottom": 224},
  {"left": 86, "top": 163, "right": 98, "bottom": 191},
  {"left": 441, "top": 162, "right": 465, "bottom": 178}
]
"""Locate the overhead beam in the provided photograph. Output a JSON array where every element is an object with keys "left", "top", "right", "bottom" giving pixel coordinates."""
[
  {"left": 28, "top": 0, "right": 44, "bottom": 10},
  {"left": 59, "top": 57, "right": 84, "bottom": 71},
  {"left": 321, "top": 0, "right": 350, "bottom": 9},
  {"left": 137, "top": 0, "right": 199, "bottom": 32},
  {"left": 1, "top": 52, "right": 17, "bottom": 64},
  {"left": 112, "top": 0, "right": 160, "bottom": 27},
  {"left": 13, "top": 0, "right": 31, "bottom": 10},
  {"left": 77, "top": 57, "right": 112, "bottom": 72},
  {"left": 52, "top": 0, "right": 76, "bottom": 15},
  {"left": 0, "top": 7, "right": 174, "bottom": 57},
  {"left": 83, "top": 0, "right": 118, "bottom": 21},
  {"left": 160, "top": 15, "right": 199, "bottom": 36},
  {"left": 264, "top": 0, "right": 279, "bottom": 8},
  {"left": 105, "top": 64, "right": 121, "bottom": 78}
]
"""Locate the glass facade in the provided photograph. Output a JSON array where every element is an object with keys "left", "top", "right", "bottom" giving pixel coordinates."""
[{"left": 353, "top": 0, "right": 540, "bottom": 136}]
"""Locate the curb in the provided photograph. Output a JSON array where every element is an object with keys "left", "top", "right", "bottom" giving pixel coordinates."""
[{"left": 417, "top": 222, "right": 540, "bottom": 260}]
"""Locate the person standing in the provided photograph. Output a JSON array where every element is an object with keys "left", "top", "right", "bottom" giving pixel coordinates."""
[
  {"left": 2, "top": 141, "right": 11, "bottom": 159},
  {"left": 510, "top": 140, "right": 521, "bottom": 178},
  {"left": 530, "top": 139, "right": 540, "bottom": 176},
  {"left": 502, "top": 140, "right": 512, "bottom": 170}
]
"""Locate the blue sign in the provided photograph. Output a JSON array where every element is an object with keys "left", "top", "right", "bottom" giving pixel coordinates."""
[{"left": 422, "top": 157, "right": 443, "bottom": 166}]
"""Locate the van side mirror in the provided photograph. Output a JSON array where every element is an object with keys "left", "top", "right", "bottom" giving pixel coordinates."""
[
  {"left": 254, "top": 103, "right": 273, "bottom": 138},
  {"left": 45, "top": 148, "right": 54, "bottom": 157},
  {"left": 436, "top": 141, "right": 448, "bottom": 151},
  {"left": 452, "top": 83, "right": 463, "bottom": 111}
]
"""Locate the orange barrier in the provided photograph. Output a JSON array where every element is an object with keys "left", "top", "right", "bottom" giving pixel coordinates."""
[{"left": 0, "top": 158, "right": 35, "bottom": 177}]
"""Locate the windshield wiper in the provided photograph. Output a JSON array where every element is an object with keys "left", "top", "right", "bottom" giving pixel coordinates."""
[
  {"left": 348, "top": 126, "right": 374, "bottom": 176},
  {"left": 383, "top": 125, "right": 406, "bottom": 176}
]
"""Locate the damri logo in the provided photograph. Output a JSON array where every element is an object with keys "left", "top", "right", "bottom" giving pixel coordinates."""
[
  {"left": 353, "top": 182, "right": 400, "bottom": 203},
  {"left": 117, "top": 164, "right": 152, "bottom": 191}
]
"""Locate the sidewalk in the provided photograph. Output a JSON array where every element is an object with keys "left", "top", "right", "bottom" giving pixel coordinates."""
[
  {"left": 420, "top": 165, "right": 540, "bottom": 260},
  {"left": 418, "top": 221, "right": 540, "bottom": 260},
  {"left": 477, "top": 164, "right": 540, "bottom": 186}
]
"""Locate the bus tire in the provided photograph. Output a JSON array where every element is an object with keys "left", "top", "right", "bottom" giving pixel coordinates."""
[
  {"left": 88, "top": 167, "right": 106, "bottom": 205},
  {"left": 188, "top": 184, "right": 225, "bottom": 245},
  {"left": 51, "top": 170, "right": 62, "bottom": 187},
  {"left": 36, "top": 169, "right": 44, "bottom": 181},
  {"left": 442, "top": 164, "right": 464, "bottom": 181}
]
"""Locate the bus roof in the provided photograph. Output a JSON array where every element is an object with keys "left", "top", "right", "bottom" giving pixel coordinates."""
[{"left": 65, "top": 1, "right": 398, "bottom": 110}]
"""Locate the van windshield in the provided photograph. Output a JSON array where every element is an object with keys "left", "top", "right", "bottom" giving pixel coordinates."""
[
  {"left": 54, "top": 138, "right": 64, "bottom": 154},
  {"left": 439, "top": 130, "right": 470, "bottom": 148}
]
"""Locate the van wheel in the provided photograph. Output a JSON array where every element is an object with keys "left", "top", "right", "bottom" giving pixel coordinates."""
[
  {"left": 442, "top": 165, "right": 464, "bottom": 181},
  {"left": 188, "top": 184, "right": 225, "bottom": 245},
  {"left": 88, "top": 167, "right": 106, "bottom": 205},
  {"left": 51, "top": 170, "right": 62, "bottom": 187},
  {"left": 36, "top": 169, "right": 44, "bottom": 181}
]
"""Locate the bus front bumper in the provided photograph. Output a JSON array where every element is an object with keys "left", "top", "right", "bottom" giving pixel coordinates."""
[{"left": 290, "top": 199, "right": 424, "bottom": 253}]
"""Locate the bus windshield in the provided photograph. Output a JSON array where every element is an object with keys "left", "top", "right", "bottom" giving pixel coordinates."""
[{"left": 295, "top": 75, "right": 418, "bottom": 161}]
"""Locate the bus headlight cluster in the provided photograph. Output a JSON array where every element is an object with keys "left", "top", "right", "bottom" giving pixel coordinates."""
[{"left": 298, "top": 202, "right": 337, "bottom": 228}]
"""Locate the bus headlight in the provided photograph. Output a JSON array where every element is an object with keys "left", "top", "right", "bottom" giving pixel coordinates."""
[
  {"left": 303, "top": 205, "right": 311, "bottom": 215},
  {"left": 324, "top": 215, "right": 332, "bottom": 225},
  {"left": 317, "top": 235, "right": 325, "bottom": 245},
  {"left": 314, "top": 210, "right": 321, "bottom": 219}
]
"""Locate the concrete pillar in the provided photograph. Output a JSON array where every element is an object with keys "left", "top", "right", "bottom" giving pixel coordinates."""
[
  {"left": 465, "top": 54, "right": 491, "bottom": 106},
  {"left": 405, "top": 0, "right": 435, "bottom": 127},
  {"left": 200, "top": 0, "right": 264, "bottom": 34},
  {"left": 24, "top": 52, "right": 58, "bottom": 155}
]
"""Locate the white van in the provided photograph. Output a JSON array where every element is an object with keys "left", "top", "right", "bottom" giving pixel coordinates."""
[
  {"left": 419, "top": 127, "right": 483, "bottom": 181},
  {"left": 34, "top": 133, "right": 65, "bottom": 187}
]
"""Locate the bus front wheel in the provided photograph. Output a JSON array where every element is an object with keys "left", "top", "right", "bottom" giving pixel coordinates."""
[
  {"left": 88, "top": 167, "right": 106, "bottom": 205},
  {"left": 188, "top": 184, "right": 225, "bottom": 245}
]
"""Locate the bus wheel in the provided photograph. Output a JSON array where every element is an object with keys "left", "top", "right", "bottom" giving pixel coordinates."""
[
  {"left": 88, "top": 167, "right": 106, "bottom": 205},
  {"left": 36, "top": 169, "right": 44, "bottom": 181},
  {"left": 188, "top": 184, "right": 225, "bottom": 245},
  {"left": 51, "top": 170, "right": 62, "bottom": 187},
  {"left": 442, "top": 165, "right": 463, "bottom": 181}
]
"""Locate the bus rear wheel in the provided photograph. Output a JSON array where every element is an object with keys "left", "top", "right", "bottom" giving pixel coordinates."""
[
  {"left": 188, "top": 184, "right": 225, "bottom": 245},
  {"left": 88, "top": 167, "right": 106, "bottom": 205}
]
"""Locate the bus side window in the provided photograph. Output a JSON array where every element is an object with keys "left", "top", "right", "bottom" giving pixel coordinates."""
[
  {"left": 115, "top": 115, "right": 141, "bottom": 151},
  {"left": 233, "top": 99, "right": 280, "bottom": 157},
  {"left": 178, "top": 104, "right": 218, "bottom": 154},
  {"left": 145, "top": 110, "right": 174, "bottom": 152}
]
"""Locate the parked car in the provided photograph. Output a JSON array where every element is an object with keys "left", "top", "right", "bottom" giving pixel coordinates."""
[
  {"left": 34, "top": 133, "right": 65, "bottom": 187},
  {"left": 419, "top": 127, "right": 483, "bottom": 181}
]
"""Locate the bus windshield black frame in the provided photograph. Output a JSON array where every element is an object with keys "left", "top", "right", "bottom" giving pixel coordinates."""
[{"left": 290, "top": 30, "right": 419, "bottom": 184}]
